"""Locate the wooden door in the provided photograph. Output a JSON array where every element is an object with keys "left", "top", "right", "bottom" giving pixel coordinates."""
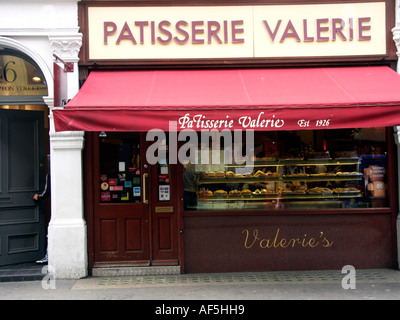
[
  {"left": 93, "top": 132, "right": 181, "bottom": 267},
  {"left": 0, "top": 109, "right": 45, "bottom": 266},
  {"left": 93, "top": 133, "right": 150, "bottom": 265}
]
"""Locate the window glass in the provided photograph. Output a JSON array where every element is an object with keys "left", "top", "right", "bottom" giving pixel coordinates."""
[
  {"left": 0, "top": 52, "right": 47, "bottom": 96},
  {"left": 183, "top": 128, "right": 389, "bottom": 211},
  {"left": 99, "top": 133, "right": 141, "bottom": 203}
]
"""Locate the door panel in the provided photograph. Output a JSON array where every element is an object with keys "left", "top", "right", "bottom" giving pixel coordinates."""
[
  {"left": 99, "top": 219, "right": 117, "bottom": 252},
  {"left": 158, "top": 217, "right": 172, "bottom": 250},
  {"left": 125, "top": 218, "right": 143, "bottom": 251},
  {"left": 0, "top": 109, "right": 45, "bottom": 266}
]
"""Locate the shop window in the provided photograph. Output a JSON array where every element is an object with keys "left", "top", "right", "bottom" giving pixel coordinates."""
[
  {"left": 99, "top": 133, "right": 141, "bottom": 203},
  {"left": 183, "top": 128, "right": 389, "bottom": 211}
]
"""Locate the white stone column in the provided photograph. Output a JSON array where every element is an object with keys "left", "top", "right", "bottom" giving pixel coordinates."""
[
  {"left": 48, "top": 130, "right": 87, "bottom": 279},
  {"left": 47, "top": 34, "right": 87, "bottom": 279}
]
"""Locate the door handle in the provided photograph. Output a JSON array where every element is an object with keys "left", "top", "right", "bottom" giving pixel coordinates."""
[{"left": 142, "top": 173, "right": 148, "bottom": 204}]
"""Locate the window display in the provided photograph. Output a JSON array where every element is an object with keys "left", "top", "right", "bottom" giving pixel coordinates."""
[{"left": 183, "top": 128, "right": 389, "bottom": 211}]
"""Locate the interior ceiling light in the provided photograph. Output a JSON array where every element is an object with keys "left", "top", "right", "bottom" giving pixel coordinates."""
[{"left": 32, "top": 70, "right": 42, "bottom": 82}]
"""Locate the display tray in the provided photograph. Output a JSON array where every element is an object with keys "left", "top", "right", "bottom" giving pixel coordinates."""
[
  {"left": 199, "top": 177, "right": 277, "bottom": 183},
  {"left": 223, "top": 157, "right": 361, "bottom": 166},
  {"left": 198, "top": 174, "right": 362, "bottom": 184},
  {"left": 197, "top": 192, "right": 362, "bottom": 201}
]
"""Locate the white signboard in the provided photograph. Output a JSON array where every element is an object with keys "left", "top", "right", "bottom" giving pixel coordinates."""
[{"left": 88, "top": 2, "right": 386, "bottom": 60}]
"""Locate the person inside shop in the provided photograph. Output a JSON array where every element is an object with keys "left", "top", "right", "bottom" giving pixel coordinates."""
[{"left": 33, "top": 157, "right": 50, "bottom": 264}]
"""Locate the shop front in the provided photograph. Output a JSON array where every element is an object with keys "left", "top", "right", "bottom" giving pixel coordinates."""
[{"left": 53, "top": 0, "right": 400, "bottom": 275}]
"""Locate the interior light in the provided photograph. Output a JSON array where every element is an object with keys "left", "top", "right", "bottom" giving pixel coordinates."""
[{"left": 32, "top": 69, "right": 42, "bottom": 82}]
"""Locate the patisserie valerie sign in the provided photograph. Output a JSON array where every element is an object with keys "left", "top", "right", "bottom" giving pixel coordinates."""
[
  {"left": 88, "top": 2, "right": 386, "bottom": 60},
  {"left": 178, "top": 112, "right": 285, "bottom": 130},
  {"left": 177, "top": 112, "right": 329, "bottom": 130}
]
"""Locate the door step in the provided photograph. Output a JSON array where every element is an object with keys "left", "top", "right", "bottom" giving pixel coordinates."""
[{"left": 92, "top": 265, "right": 181, "bottom": 277}]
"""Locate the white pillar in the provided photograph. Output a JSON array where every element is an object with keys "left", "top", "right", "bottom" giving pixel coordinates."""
[
  {"left": 48, "top": 130, "right": 87, "bottom": 279},
  {"left": 47, "top": 34, "right": 87, "bottom": 279}
]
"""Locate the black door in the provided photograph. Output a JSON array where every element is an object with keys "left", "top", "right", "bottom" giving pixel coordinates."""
[{"left": 0, "top": 109, "right": 45, "bottom": 266}]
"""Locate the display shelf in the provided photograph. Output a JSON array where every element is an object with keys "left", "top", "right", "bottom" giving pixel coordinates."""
[
  {"left": 197, "top": 192, "right": 362, "bottom": 201},
  {"left": 195, "top": 157, "right": 364, "bottom": 209},
  {"left": 198, "top": 174, "right": 362, "bottom": 184},
  {"left": 222, "top": 157, "right": 361, "bottom": 168}
]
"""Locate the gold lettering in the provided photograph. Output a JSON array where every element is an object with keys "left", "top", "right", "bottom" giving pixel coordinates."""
[
  {"left": 322, "top": 237, "right": 334, "bottom": 247},
  {"left": 242, "top": 229, "right": 257, "bottom": 249},
  {"left": 260, "top": 238, "right": 270, "bottom": 249},
  {"left": 308, "top": 237, "right": 319, "bottom": 247},
  {"left": 279, "top": 238, "right": 288, "bottom": 248},
  {"left": 287, "top": 238, "right": 297, "bottom": 248},
  {"left": 272, "top": 228, "right": 280, "bottom": 248},
  {"left": 242, "top": 228, "right": 334, "bottom": 249}
]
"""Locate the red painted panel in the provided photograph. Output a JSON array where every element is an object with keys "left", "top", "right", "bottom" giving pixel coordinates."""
[
  {"left": 183, "top": 214, "right": 396, "bottom": 273},
  {"left": 158, "top": 217, "right": 172, "bottom": 250},
  {"left": 125, "top": 219, "right": 143, "bottom": 251},
  {"left": 100, "top": 219, "right": 117, "bottom": 252}
]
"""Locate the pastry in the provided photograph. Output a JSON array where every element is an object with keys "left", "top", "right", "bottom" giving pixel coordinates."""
[
  {"left": 308, "top": 187, "right": 332, "bottom": 193},
  {"left": 265, "top": 171, "right": 280, "bottom": 177},
  {"left": 254, "top": 170, "right": 266, "bottom": 177},
  {"left": 214, "top": 190, "right": 228, "bottom": 196},
  {"left": 229, "top": 190, "right": 241, "bottom": 196},
  {"left": 199, "top": 189, "right": 213, "bottom": 196},
  {"left": 226, "top": 171, "right": 235, "bottom": 178},
  {"left": 333, "top": 187, "right": 359, "bottom": 193},
  {"left": 206, "top": 171, "right": 215, "bottom": 177},
  {"left": 215, "top": 171, "right": 225, "bottom": 177}
]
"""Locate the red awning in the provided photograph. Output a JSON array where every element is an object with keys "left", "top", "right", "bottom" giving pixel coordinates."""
[{"left": 53, "top": 66, "right": 400, "bottom": 132}]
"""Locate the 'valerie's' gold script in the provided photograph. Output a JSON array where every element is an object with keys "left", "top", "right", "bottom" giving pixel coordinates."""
[{"left": 242, "top": 228, "right": 334, "bottom": 249}]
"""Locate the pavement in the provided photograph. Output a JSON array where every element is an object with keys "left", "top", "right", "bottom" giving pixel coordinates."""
[{"left": 1, "top": 264, "right": 400, "bottom": 302}]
